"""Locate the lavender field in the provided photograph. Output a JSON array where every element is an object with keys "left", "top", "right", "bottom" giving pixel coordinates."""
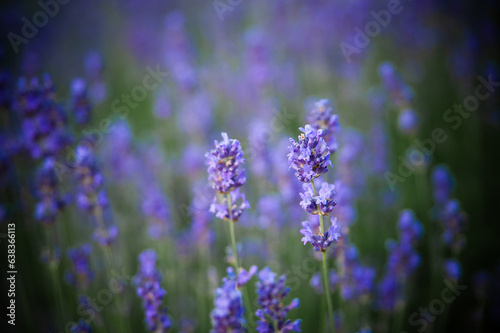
[{"left": 0, "top": 0, "right": 499, "bottom": 332}]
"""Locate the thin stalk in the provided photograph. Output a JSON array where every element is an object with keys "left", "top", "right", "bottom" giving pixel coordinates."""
[
  {"left": 311, "top": 181, "right": 335, "bottom": 332},
  {"left": 93, "top": 207, "right": 131, "bottom": 333},
  {"left": 322, "top": 252, "right": 335, "bottom": 332},
  {"left": 226, "top": 192, "right": 254, "bottom": 328},
  {"left": 45, "top": 225, "right": 66, "bottom": 322}
]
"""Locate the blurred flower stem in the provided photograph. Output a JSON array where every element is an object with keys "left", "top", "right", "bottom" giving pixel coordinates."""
[
  {"left": 94, "top": 207, "right": 131, "bottom": 333},
  {"left": 311, "top": 181, "right": 335, "bottom": 332},
  {"left": 226, "top": 192, "right": 254, "bottom": 328},
  {"left": 44, "top": 225, "right": 67, "bottom": 323}
]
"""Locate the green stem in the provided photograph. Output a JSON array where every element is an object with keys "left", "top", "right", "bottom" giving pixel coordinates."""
[
  {"left": 311, "top": 181, "right": 335, "bottom": 332},
  {"left": 45, "top": 225, "right": 66, "bottom": 322},
  {"left": 226, "top": 192, "right": 254, "bottom": 328},
  {"left": 322, "top": 252, "right": 335, "bottom": 332}
]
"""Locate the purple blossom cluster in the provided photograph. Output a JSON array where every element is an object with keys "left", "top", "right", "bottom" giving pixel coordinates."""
[
  {"left": 13, "top": 75, "right": 72, "bottom": 159},
  {"left": 206, "top": 132, "right": 246, "bottom": 194},
  {"left": 133, "top": 249, "right": 172, "bottom": 332},
  {"left": 300, "top": 217, "right": 341, "bottom": 252},
  {"left": 336, "top": 246, "right": 375, "bottom": 302},
  {"left": 141, "top": 186, "right": 171, "bottom": 239},
  {"left": 299, "top": 182, "right": 337, "bottom": 216},
  {"left": 255, "top": 267, "right": 301, "bottom": 333},
  {"left": 288, "top": 125, "right": 332, "bottom": 183},
  {"left": 306, "top": 99, "right": 339, "bottom": 151},
  {"left": 378, "top": 62, "right": 419, "bottom": 135},
  {"left": 211, "top": 269, "right": 252, "bottom": 333},
  {"left": 33, "top": 158, "right": 66, "bottom": 225},
  {"left": 210, "top": 188, "right": 250, "bottom": 222},
  {"left": 289, "top": 122, "right": 341, "bottom": 253},
  {"left": 74, "top": 145, "right": 118, "bottom": 246},
  {"left": 65, "top": 243, "right": 94, "bottom": 289},
  {"left": 71, "top": 319, "right": 92, "bottom": 333},
  {"left": 206, "top": 133, "right": 250, "bottom": 222},
  {"left": 310, "top": 245, "right": 375, "bottom": 303},
  {"left": 377, "top": 210, "right": 423, "bottom": 312},
  {"left": 70, "top": 78, "right": 92, "bottom": 125},
  {"left": 431, "top": 165, "right": 467, "bottom": 280}
]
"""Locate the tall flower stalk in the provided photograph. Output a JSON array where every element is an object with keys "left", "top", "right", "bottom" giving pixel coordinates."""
[
  {"left": 288, "top": 124, "right": 341, "bottom": 331},
  {"left": 206, "top": 132, "right": 253, "bottom": 324}
]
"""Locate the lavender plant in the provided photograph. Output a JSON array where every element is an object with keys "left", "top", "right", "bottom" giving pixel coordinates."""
[
  {"left": 74, "top": 144, "right": 118, "bottom": 246},
  {"left": 288, "top": 124, "right": 340, "bottom": 330},
  {"left": 255, "top": 267, "right": 301, "bottom": 333},
  {"left": 133, "top": 249, "right": 172, "bottom": 332}
]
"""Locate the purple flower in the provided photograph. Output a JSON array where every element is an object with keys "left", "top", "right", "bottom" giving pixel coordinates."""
[
  {"left": 444, "top": 259, "right": 462, "bottom": 281},
  {"left": 34, "top": 158, "right": 66, "bottom": 224},
  {"left": 134, "top": 249, "right": 172, "bottom": 332},
  {"left": 432, "top": 165, "right": 455, "bottom": 205},
  {"left": 397, "top": 109, "right": 419, "bottom": 134},
  {"left": 91, "top": 225, "right": 119, "bottom": 246},
  {"left": 14, "top": 75, "right": 72, "bottom": 159},
  {"left": 306, "top": 99, "right": 339, "bottom": 151},
  {"left": 255, "top": 267, "right": 301, "bottom": 333},
  {"left": 288, "top": 125, "right": 332, "bottom": 183},
  {"left": 377, "top": 210, "right": 423, "bottom": 311},
  {"left": 441, "top": 200, "right": 467, "bottom": 252},
  {"left": 257, "top": 194, "right": 284, "bottom": 229},
  {"left": 225, "top": 265, "right": 258, "bottom": 289},
  {"left": 210, "top": 188, "right": 250, "bottom": 222},
  {"left": 70, "top": 78, "right": 92, "bottom": 124},
  {"left": 71, "top": 319, "right": 91, "bottom": 333},
  {"left": 74, "top": 145, "right": 108, "bottom": 214},
  {"left": 377, "top": 275, "right": 400, "bottom": 312},
  {"left": 310, "top": 273, "right": 324, "bottom": 294},
  {"left": 137, "top": 249, "right": 161, "bottom": 282},
  {"left": 299, "top": 182, "right": 337, "bottom": 216},
  {"left": 378, "top": 62, "right": 413, "bottom": 108},
  {"left": 206, "top": 132, "right": 246, "bottom": 194},
  {"left": 66, "top": 244, "right": 94, "bottom": 288},
  {"left": 211, "top": 279, "right": 246, "bottom": 333},
  {"left": 141, "top": 186, "right": 171, "bottom": 239},
  {"left": 386, "top": 241, "right": 421, "bottom": 278},
  {"left": 398, "top": 210, "right": 423, "bottom": 245},
  {"left": 300, "top": 217, "right": 341, "bottom": 252}
]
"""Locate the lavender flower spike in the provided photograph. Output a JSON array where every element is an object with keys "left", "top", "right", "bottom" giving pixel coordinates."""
[
  {"left": 300, "top": 217, "right": 341, "bottom": 252},
  {"left": 133, "top": 249, "right": 172, "bottom": 332},
  {"left": 255, "top": 267, "right": 301, "bottom": 333},
  {"left": 206, "top": 132, "right": 246, "bottom": 194},
  {"left": 211, "top": 279, "right": 246, "bottom": 333},
  {"left": 71, "top": 319, "right": 92, "bottom": 333},
  {"left": 288, "top": 124, "right": 332, "bottom": 183},
  {"left": 306, "top": 98, "right": 339, "bottom": 151},
  {"left": 299, "top": 182, "right": 337, "bottom": 216}
]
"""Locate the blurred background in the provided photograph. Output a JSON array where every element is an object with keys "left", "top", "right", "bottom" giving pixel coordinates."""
[{"left": 0, "top": 0, "right": 499, "bottom": 332}]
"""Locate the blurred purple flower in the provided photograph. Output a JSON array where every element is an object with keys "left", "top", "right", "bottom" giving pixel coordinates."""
[
  {"left": 306, "top": 98, "right": 339, "bottom": 151},
  {"left": 432, "top": 165, "right": 455, "bottom": 206},
  {"left": 70, "top": 78, "right": 92, "bottom": 124},
  {"left": 71, "top": 319, "right": 92, "bottom": 333},
  {"left": 34, "top": 157, "right": 66, "bottom": 225},
  {"left": 397, "top": 109, "right": 419, "bottom": 134},
  {"left": 211, "top": 278, "right": 246, "bottom": 333},
  {"left": 134, "top": 249, "right": 172, "bottom": 332},
  {"left": 444, "top": 259, "right": 462, "bottom": 281},
  {"left": 255, "top": 267, "right": 301, "bottom": 333},
  {"left": 66, "top": 243, "right": 94, "bottom": 289},
  {"left": 14, "top": 75, "right": 72, "bottom": 159}
]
